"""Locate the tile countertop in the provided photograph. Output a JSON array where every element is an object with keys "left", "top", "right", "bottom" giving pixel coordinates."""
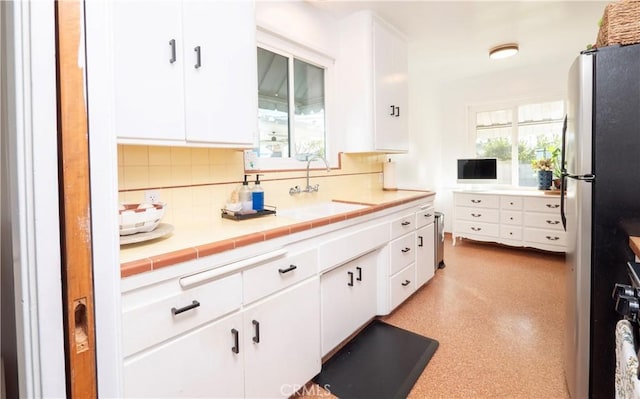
[{"left": 120, "top": 189, "right": 435, "bottom": 278}]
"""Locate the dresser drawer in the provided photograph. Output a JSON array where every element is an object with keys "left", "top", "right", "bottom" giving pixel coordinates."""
[
  {"left": 500, "top": 211, "right": 522, "bottom": 225},
  {"left": 243, "top": 248, "right": 317, "bottom": 304},
  {"left": 416, "top": 206, "right": 435, "bottom": 228},
  {"left": 524, "top": 212, "right": 563, "bottom": 231},
  {"left": 389, "top": 233, "right": 416, "bottom": 275},
  {"left": 122, "top": 272, "right": 242, "bottom": 357},
  {"left": 500, "top": 196, "right": 523, "bottom": 210},
  {"left": 390, "top": 263, "right": 416, "bottom": 311},
  {"left": 456, "top": 206, "right": 499, "bottom": 223},
  {"left": 390, "top": 212, "right": 416, "bottom": 239},
  {"left": 455, "top": 193, "right": 499, "bottom": 209},
  {"left": 500, "top": 226, "right": 522, "bottom": 241},
  {"left": 524, "top": 197, "right": 561, "bottom": 213},
  {"left": 524, "top": 228, "right": 566, "bottom": 246},
  {"left": 454, "top": 220, "right": 499, "bottom": 238}
]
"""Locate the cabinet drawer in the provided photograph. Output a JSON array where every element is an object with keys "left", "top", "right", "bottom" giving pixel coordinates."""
[
  {"left": 390, "top": 263, "right": 416, "bottom": 311},
  {"left": 454, "top": 193, "right": 499, "bottom": 209},
  {"left": 416, "top": 206, "right": 435, "bottom": 228},
  {"left": 500, "top": 196, "right": 523, "bottom": 210},
  {"left": 455, "top": 206, "right": 499, "bottom": 223},
  {"left": 524, "top": 212, "right": 563, "bottom": 231},
  {"left": 319, "top": 222, "right": 389, "bottom": 272},
  {"left": 500, "top": 211, "right": 522, "bottom": 225},
  {"left": 390, "top": 212, "right": 416, "bottom": 239},
  {"left": 524, "top": 197, "right": 561, "bottom": 213},
  {"left": 454, "top": 220, "right": 499, "bottom": 238},
  {"left": 243, "top": 249, "right": 318, "bottom": 304},
  {"left": 122, "top": 273, "right": 242, "bottom": 357},
  {"left": 500, "top": 226, "right": 522, "bottom": 241},
  {"left": 524, "top": 228, "right": 566, "bottom": 246},
  {"left": 390, "top": 233, "right": 416, "bottom": 275}
]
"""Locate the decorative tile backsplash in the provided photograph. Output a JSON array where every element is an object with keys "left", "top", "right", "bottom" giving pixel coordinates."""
[{"left": 118, "top": 145, "right": 386, "bottom": 225}]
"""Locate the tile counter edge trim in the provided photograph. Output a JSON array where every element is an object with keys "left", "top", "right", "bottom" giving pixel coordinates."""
[{"left": 120, "top": 193, "right": 435, "bottom": 278}]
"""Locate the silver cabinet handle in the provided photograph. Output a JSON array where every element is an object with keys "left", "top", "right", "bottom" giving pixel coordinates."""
[
  {"left": 169, "top": 39, "right": 176, "bottom": 64},
  {"left": 546, "top": 204, "right": 560, "bottom": 209},
  {"left": 471, "top": 227, "right": 482, "bottom": 231},
  {"left": 545, "top": 236, "right": 560, "bottom": 241},
  {"left": 471, "top": 213, "right": 481, "bottom": 217},
  {"left": 401, "top": 221, "right": 411, "bottom": 226},
  {"left": 546, "top": 220, "right": 560, "bottom": 225},
  {"left": 401, "top": 280, "right": 411, "bottom": 286},
  {"left": 471, "top": 199, "right": 481, "bottom": 203},
  {"left": 401, "top": 247, "right": 411, "bottom": 253},
  {"left": 194, "top": 46, "right": 201, "bottom": 69}
]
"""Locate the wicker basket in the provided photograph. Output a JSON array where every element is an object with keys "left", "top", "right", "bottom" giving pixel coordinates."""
[{"left": 596, "top": 0, "right": 640, "bottom": 47}]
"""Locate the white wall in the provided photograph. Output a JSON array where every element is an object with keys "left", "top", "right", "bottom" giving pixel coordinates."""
[{"left": 399, "top": 52, "right": 574, "bottom": 232}]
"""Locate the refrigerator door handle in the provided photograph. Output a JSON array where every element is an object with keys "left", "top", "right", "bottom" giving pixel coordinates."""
[
  {"left": 560, "top": 173, "right": 567, "bottom": 231},
  {"left": 566, "top": 173, "right": 595, "bottom": 182}
]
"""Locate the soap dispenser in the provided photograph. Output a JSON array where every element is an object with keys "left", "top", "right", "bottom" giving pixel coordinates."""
[
  {"left": 239, "top": 174, "right": 253, "bottom": 212},
  {"left": 252, "top": 174, "right": 264, "bottom": 211}
]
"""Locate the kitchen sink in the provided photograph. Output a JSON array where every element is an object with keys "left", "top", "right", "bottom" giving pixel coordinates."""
[{"left": 278, "top": 201, "right": 369, "bottom": 221}]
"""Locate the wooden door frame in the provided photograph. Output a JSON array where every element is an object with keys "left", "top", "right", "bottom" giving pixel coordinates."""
[{"left": 55, "top": 1, "right": 98, "bottom": 397}]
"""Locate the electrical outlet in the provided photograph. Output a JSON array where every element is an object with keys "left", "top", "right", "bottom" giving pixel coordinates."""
[{"left": 144, "top": 190, "right": 161, "bottom": 204}]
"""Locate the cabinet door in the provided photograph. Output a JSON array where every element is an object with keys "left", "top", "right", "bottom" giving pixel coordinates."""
[
  {"left": 416, "top": 224, "right": 435, "bottom": 287},
  {"left": 182, "top": 1, "right": 256, "bottom": 145},
  {"left": 112, "top": 0, "right": 185, "bottom": 140},
  {"left": 320, "top": 250, "right": 378, "bottom": 356},
  {"left": 373, "top": 20, "right": 408, "bottom": 152},
  {"left": 123, "top": 312, "right": 244, "bottom": 398},
  {"left": 243, "top": 278, "right": 321, "bottom": 398}
]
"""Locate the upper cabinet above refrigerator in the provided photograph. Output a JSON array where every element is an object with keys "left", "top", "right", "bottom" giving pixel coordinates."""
[
  {"left": 97, "top": 0, "right": 257, "bottom": 147},
  {"left": 336, "top": 11, "right": 409, "bottom": 153}
]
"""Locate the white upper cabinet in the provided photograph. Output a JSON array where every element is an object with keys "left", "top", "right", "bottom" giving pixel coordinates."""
[
  {"left": 112, "top": 1, "right": 184, "bottom": 141},
  {"left": 108, "top": 0, "right": 256, "bottom": 146},
  {"left": 337, "top": 11, "right": 409, "bottom": 153}
]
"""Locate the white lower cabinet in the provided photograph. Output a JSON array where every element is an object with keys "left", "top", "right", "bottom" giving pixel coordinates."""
[
  {"left": 320, "top": 250, "right": 379, "bottom": 356},
  {"left": 243, "top": 278, "right": 320, "bottom": 398},
  {"left": 416, "top": 223, "right": 435, "bottom": 287},
  {"left": 123, "top": 312, "right": 244, "bottom": 398},
  {"left": 121, "top": 196, "right": 439, "bottom": 397}
]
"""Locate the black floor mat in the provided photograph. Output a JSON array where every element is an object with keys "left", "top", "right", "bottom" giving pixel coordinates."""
[{"left": 313, "top": 320, "right": 439, "bottom": 399}]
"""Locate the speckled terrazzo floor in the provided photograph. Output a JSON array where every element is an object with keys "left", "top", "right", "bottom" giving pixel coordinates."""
[{"left": 303, "top": 235, "right": 569, "bottom": 399}]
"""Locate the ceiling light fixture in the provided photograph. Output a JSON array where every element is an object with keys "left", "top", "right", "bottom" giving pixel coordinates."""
[{"left": 489, "top": 43, "right": 519, "bottom": 60}]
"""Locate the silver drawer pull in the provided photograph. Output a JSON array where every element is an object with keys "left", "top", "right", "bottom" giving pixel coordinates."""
[
  {"left": 545, "top": 236, "right": 560, "bottom": 241},
  {"left": 471, "top": 227, "right": 482, "bottom": 231},
  {"left": 424, "top": 213, "right": 432, "bottom": 218},
  {"left": 545, "top": 220, "right": 560, "bottom": 225},
  {"left": 401, "top": 247, "right": 411, "bottom": 253},
  {"left": 401, "top": 221, "right": 411, "bottom": 226},
  {"left": 546, "top": 204, "right": 560, "bottom": 209},
  {"left": 401, "top": 280, "right": 411, "bottom": 286},
  {"left": 471, "top": 213, "right": 482, "bottom": 217},
  {"left": 471, "top": 199, "right": 481, "bottom": 203},
  {"left": 171, "top": 300, "right": 200, "bottom": 316}
]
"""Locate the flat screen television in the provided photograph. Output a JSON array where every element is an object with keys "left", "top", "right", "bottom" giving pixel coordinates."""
[{"left": 457, "top": 158, "right": 497, "bottom": 183}]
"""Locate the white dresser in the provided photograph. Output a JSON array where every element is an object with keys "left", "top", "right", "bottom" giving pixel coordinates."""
[{"left": 453, "top": 190, "right": 565, "bottom": 252}]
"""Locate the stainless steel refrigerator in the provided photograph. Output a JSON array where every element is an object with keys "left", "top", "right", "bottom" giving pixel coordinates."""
[{"left": 562, "top": 43, "right": 640, "bottom": 399}]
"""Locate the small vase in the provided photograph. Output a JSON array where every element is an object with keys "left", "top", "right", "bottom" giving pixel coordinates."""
[{"left": 537, "top": 170, "right": 553, "bottom": 190}]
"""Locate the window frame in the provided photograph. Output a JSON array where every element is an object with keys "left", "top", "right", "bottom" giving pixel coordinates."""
[
  {"left": 467, "top": 95, "right": 565, "bottom": 188},
  {"left": 255, "top": 28, "right": 335, "bottom": 171}
]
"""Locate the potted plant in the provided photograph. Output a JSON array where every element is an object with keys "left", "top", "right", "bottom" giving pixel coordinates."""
[
  {"left": 531, "top": 158, "right": 554, "bottom": 190},
  {"left": 550, "top": 147, "right": 562, "bottom": 189}
]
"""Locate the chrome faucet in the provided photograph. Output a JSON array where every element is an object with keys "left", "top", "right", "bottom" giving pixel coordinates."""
[{"left": 289, "top": 155, "right": 330, "bottom": 195}]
